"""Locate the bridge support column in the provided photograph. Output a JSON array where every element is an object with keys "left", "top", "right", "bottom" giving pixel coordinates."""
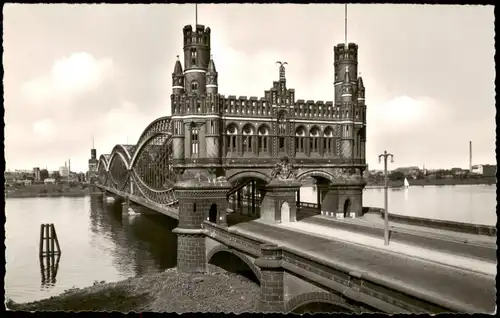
[
  {"left": 101, "top": 190, "right": 107, "bottom": 203},
  {"left": 260, "top": 180, "right": 301, "bottom": 224},
  {"left": 318, "top": 184, "right": 364, "bottom": 218},
  {"left": 121, "top": 197, "right": 129, "bottom": 215},
  {"left": 255, "top": 243, "right": 285, "bottom": 313},
  {"left": 128, "top": 173, "right": 134, "bottom": 195},
  {"left": 172, "top": 176, "right": 232, "bottom": 273}
]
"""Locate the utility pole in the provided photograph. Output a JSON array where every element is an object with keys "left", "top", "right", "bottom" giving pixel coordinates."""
[{"left": 378, "top": 150, "right": 394, "bottom": 245}]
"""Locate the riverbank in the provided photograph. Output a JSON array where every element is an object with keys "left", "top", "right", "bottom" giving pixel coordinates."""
[
  {"left": 5, "top": 183, "right": 90, "bottom": 199},
  {"left": 6, "top": 265, "right": 259, "bottom": 313},
  {"left": 366, "top": 177, "right": 496, "bottom": 188}
]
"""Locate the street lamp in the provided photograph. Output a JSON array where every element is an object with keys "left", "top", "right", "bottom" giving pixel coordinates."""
[{"left": 378, "top": 150, "right": 394, "bottom": 246}]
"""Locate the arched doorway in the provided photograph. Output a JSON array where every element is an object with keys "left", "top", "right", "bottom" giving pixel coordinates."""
[
  {"left": 209, "top": 204, "right": 217, "bottom": 223},
  {"left": 281, "top": 201, "right": 290, "bottom": 223},
  {"left": 343, "top": 199, "right": 351, "bottom": 218}
]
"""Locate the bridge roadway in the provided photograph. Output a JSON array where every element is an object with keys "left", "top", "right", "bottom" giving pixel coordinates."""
[
  {"left": 96, "top": 184, "right": 495, "bottom": 313},
  {"left": 217, "top": 220, "right": 495, "bottom": 313}
]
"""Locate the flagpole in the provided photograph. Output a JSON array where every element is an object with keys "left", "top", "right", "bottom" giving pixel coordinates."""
[{"left": 345, "top": 4, "right": 348, "bottom": 46}]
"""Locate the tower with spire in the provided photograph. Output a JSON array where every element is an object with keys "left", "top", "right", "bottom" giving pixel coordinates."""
[
  {"left": 170, "top": 20, "right": 222, "bottom": 173},
  {"left": 88, "top": 136, "right": 98, "bottom": 182}
]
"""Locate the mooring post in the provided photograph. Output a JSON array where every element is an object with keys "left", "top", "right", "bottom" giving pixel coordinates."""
[
  {"left": 39, "top": 224, "right": 44, "bottom": 257},
  {"left": 45, "top": 224, "right": 50, "bottom": 256},
  {"left": 50, "top": 224, "right": 55, "bottom": 254},
  {"left": 52, "top": 224, "right": 61, "bottom": 255}
]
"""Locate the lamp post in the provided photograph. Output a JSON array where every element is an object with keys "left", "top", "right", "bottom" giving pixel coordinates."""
[{"left": 378, "top": 150, "right": 394, "bottom": 245}]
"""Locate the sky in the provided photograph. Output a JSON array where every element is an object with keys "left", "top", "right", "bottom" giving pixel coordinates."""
[{"left": 3, "top": 4, "right": 496, "bottom": 172}]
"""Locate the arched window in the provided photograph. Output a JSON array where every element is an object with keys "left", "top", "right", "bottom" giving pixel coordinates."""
[
  {"left": 323, "top": 127, "right": 334, "bottom": 155},
  {"left": 295, "top": 126, "right": 306, "bottom": 153},
  {"left": 226, "top": 125, "right": 238, "bottom": 154},
  {"left": 190, "top": 48, "right": 197, "bottom": 65},
  {"left": 191, "top": 80, "right": 199, "bottom": 93},
  {"left": 278, "top": 112, "right": 286, "bottom": 152},
  {"left": 309, "top": 127, "right": 320, "bottom": 153},
  {"left": 258, "top": 125, "right": 269, "bottom": 154},
  {"left": 242, "top": 124, "right": 254, "bottom": 154},
  {"left": 191, "top": 127, "right": 199, "bottom": 155}
]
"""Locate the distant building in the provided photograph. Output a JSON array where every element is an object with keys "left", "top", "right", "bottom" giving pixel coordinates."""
[
  {"left": 59, "top": 162, "right": 69, "bottom": 178},
  {"left": 88, "top": 146, "right": 98, "bottom": 182},
  {"left": 395, "top": 166, "right": 420, "bottom": 175},
  {"left": 471, "top": 164, "right": 496, "bottom": 177},
  {"left": 450, "top": 167, "right": 468, "bottom": 176},
  {"left": 33, "top": 167, "right": 41, "bottom": 181},
  {"left": 40, "top": 169, "right": 50, "bottom": 181},
  {"left": 44, "top": 178, "right": 56, "bottom": 184}
]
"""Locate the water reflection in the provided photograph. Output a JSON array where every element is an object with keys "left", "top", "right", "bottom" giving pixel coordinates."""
[{"left": 39, "top": 253, "right": 61, "bottom": 289}]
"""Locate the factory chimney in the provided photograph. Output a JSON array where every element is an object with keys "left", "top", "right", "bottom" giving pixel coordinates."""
[{"left": 469, "top": 141, "right": 472, "bottom": 172}]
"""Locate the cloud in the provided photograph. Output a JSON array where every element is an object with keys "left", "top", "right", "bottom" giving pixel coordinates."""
[
  {"left": 21, "top": 52, "right": 114, "bottom": 107},
  {"left": 32, "top": 118, "right": 56, "bottom": 139}
]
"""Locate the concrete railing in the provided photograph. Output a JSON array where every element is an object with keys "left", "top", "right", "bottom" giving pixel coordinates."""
[{"left": 362, "top": 207, "right": 496, "bottom": 237}]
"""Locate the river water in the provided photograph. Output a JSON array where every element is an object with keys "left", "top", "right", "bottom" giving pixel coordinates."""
[{"left": 4, "top": 185, "right": 496, "bottom": 303}]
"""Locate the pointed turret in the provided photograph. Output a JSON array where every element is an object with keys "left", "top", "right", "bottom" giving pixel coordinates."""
[
  {"left": 357, "top": 76, "right": 365, "bottom": 103},
  {"left": 174, "top": 58, "right": 183, "bottom": 75},
  {"left": 206, "top": 54, "right": 218, "bottom": 94},
  {"left": 172, "top": 55, "right": 185, "bottom": 96},
  {"left": 208, "top": 58, "right": 216, "bottom": 73}
]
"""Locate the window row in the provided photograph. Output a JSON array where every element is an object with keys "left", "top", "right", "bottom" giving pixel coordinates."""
[{"left": 224, "top": 135, "right": 340, "bottom": 155}]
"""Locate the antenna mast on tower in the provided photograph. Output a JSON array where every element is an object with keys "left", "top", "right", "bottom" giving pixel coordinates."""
[
  {"left": 195, "top": 4, "right": 198, "bottom": 25},
  {"left": 345, "top": 4, "right": 348, "bottom": 46}
]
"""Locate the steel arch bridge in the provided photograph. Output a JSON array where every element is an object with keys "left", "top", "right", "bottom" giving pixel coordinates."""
[{"left": 96, "top": 116, "right": 179, "bottom": 208}]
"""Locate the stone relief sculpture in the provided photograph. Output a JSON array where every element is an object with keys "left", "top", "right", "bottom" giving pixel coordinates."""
[
  {"left": 332, "top": 167, "right": 362, "bottom": 182},
  {"left": 271, "top": 157, "right": 297, "bottom": 181}
]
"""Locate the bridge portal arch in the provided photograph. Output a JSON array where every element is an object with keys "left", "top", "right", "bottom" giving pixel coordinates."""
[
  {"left": 286, "top": 292, "right": 355, "bottom": 314},
  {"left": 227, "top": 170, "right": 272, "bottom": 186},
  {"left": 296, "top": 170, "right": 336, "bottom": 184},
  {"left": 207, "top": 245, "right": 261, "bottom": 284}
]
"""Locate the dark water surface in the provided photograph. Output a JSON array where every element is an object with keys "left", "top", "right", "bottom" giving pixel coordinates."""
[{"left": 5, "top": 195, "right": 177, "bottom": 303}]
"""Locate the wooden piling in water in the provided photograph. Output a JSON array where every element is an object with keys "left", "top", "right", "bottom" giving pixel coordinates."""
[{"left": 39, "top": 223, "right": 61, "bottom": 257}]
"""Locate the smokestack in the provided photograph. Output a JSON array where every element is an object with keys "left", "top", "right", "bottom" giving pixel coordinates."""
[
  {"left": 469, "top": 141, "right": 472, "bottom": 172},
  {"left": 69, "top": 159, "right": 71, "bottom": 173}
]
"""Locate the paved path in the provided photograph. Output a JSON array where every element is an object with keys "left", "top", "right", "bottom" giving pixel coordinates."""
[
  {"left": 231, "top": 221, "right": 496, "bottom": 313},
  {"left": 299, "top": 215, "right": 496, "bottom": 262},
  {"left": 280, "top": 220, "right": 496, "bottom": 276},
  {"left": 359, "top": 213, "right": 496, "bottom": 245}
]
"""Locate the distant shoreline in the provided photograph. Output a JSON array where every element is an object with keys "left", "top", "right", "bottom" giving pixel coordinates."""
[
  {"left": 5, "top": 192, "right": 90, "bottom": 198},
  {"left": 365, "top": 178, "right": 495, "bottom": 189}
]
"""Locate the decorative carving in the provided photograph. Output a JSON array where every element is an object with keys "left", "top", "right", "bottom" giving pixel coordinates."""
[
  {"left": 271, "top": 157, "right": 297, "bottom": 181},
  {"left": 331, "top": 167, "right": 362, "bottom": 182}
]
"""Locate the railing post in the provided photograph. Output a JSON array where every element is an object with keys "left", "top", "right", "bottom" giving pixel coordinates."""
[{"left": 254, "top": 243, "right": 285, "bottom": 313}]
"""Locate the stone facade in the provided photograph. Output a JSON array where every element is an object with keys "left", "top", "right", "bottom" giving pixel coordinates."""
[
  {"left": 254, "top": 243, "right": 286, "bottom": 312},
  {"left": 173, "top": 172, "right": 232, "bottom": 273}
]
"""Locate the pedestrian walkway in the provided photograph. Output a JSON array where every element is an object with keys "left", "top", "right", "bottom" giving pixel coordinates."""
[
  {"left": 359, "top": 212, "right": 496, "bottom": 245},
  {"left": 278, "top": 220, "right": 496, "bottom": 276}
]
